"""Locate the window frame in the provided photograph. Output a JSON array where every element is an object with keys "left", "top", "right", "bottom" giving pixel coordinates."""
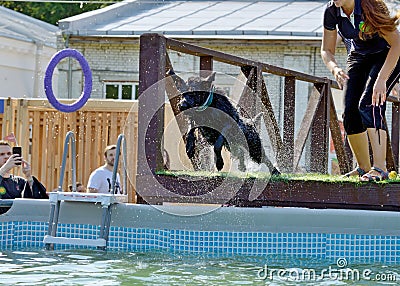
[{"left": 103, "top": 81, "right": 139, "bottom": 100}]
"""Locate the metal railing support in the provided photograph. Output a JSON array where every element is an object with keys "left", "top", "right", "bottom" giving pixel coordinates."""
[
  {"left": 57, "top": 131, "right": 77, "bottom": 192},
  {"left": 112, "top": 133, "right": 127, "bottom": 195}
]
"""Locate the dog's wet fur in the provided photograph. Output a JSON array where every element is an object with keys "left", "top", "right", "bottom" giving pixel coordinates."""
[{"left": 168, "top": 70, "right": 280, "bottom": 175}]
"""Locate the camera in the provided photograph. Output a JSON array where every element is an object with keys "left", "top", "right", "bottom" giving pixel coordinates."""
[{"left": 12, "top": 146, "right": 22, "bottom": 165}]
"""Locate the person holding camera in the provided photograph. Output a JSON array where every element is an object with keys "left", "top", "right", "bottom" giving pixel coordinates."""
[{"left": 0, "top": 141, "right": 47, "bottom": 199}]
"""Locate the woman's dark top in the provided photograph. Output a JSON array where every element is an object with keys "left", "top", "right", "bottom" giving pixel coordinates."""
[{"left": 323, "top": 0, "right": 389, "bottom": 55}]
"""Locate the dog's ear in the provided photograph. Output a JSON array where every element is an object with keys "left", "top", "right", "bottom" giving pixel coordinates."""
[
  {"left": 168, "top": 71, "right": 189, "bottom": 92},
  {"left": 166, "top": 68, "right": 175, "bottom": 76},
  {"left": 201, "top": 71, "right": 216, "bottom": 83}
]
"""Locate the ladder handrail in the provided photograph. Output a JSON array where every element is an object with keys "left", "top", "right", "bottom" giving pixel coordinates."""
[
  {"left": 46, "top": 132, "right": 127, "bottom": 251},
  {"left": 111, "top": 133, "right": 127, "bottom": 195},
  {"left": 58, "top": 131, "right": 77, "bottom": 192}
]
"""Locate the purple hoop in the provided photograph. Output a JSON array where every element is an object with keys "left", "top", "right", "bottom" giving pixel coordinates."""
[{"left": 44, "top": 49, "right": 92, "bottom": 113}]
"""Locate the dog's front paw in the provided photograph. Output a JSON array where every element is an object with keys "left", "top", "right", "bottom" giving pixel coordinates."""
[
  {"left": 215, "top": 156, "right": 224, "bottom": 171},
  {"left": 186, "top": 143, "right": 195, "bottom": 159}
]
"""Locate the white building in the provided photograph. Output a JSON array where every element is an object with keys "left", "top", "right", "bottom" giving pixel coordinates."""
[
  {"left": 0, "top": 6, "right": 58, "bottom": 98},
  {"left": 57, "top": 0, "right": 344, "bottom": 116}
]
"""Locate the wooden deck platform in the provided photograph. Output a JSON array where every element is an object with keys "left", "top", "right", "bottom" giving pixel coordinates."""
[{"left": 136, "top": 174, "right": 400, "bottom": 212}]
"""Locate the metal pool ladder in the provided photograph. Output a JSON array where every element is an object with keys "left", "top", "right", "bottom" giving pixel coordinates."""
[{"left": 43, "top": 131, "right": 128, "bottom": 250}]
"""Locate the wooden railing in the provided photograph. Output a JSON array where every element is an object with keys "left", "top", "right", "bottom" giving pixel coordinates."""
[
  {"left": 0, "top": 98, "right": 138, "bottom": 202},
  {"left": 136, "top": 33, "right": 400, "bottom": 186}
]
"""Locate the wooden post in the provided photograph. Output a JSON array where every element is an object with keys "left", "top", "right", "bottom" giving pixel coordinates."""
[
  {"left": 328, "top": 86, "right": 352, "bottom": 174},
  {"left": 293, "top": 87, "right": 322, "bottom": 171},
  {"left": 200, "top": 56, "right": 213, "bottom": 76},
  {"left": 310, "top": 83, "right": 329, "bottom": 173},
  {"left": 391, "top": 102, "right": 399, "bottom": 171},
  {"left": 136, "top": 33, "right": 167, "bottom": 202},
  {"left": 239, "top": 66, "right": 258, "bottom": 118},
  {"left": 282, "top": 76, "right": 296, "bottom": 173}
]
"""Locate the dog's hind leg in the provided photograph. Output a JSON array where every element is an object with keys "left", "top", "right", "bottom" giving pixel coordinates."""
[
  {"left": 252, "top": 142, "right": 280, "bottom": 175},
  {"left": 247, "top": 125, "right": 281, "bottom": 176},
  {"left": 260, "top": 147, "right": 280, "bottom": 177},
  {"left": 237, "top": 148, "right": 246, "bottom": 172},
  {"left": 262, "top": 154, "right": 281, "bottom": 175}
]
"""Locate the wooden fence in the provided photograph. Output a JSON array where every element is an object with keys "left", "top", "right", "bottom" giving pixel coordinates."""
[{"left": 0, "top": 98, "right": 138, "bottom": 202}]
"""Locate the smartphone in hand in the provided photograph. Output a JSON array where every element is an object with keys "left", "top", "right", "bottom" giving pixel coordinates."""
[{"left": 12, "top": 146, "right": 22, "bottom": 165}]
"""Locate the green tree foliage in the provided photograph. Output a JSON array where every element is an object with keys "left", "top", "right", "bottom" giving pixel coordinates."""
[{"left": 0, "top": 1, "right": 115, "bottom": 26}]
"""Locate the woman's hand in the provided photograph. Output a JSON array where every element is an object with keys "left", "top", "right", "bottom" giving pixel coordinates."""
[
  {"left": 22, "top": 160, "right": 32, "bottom": 178},
  {"left": 332, "top": 66, "right": 349, "bottom": 89},
  {"left": 1, "top": 154, "right": 22, "bottom": 174},
  {"left": 373, "top": 77, "right": 387, "bottom": 106}
]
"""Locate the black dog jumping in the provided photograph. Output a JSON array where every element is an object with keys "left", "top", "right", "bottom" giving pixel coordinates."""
[{"left": 168, "top": 70, "right": 280, "bottom": 175}]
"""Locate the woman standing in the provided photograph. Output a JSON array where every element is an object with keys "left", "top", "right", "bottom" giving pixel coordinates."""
[{"left": 321, "top": 0, "right": 400, "bottom": 181}]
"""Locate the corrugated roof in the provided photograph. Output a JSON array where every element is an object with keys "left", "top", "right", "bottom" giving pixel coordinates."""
[
  {"left": 57, "top": 0, "right": 327, "bottom": 38},
  {"left": 0, "top": 6, "right": 58, "bottom": 47},
  {"left": 59, "top": 0, "right": 400, "bottom": 39}
]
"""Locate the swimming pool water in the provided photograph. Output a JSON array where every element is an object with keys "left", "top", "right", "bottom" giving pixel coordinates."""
[{"left": 0, "top": 249, "right": 398, "bottom": 285}]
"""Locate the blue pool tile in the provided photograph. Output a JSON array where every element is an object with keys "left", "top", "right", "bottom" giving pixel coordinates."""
[{"left": 1, "top": 222, "right": 400, "bottom": 263}]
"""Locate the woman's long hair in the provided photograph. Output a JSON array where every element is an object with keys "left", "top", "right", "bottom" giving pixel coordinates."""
[{"left": 360, "top": 0, "right": 400, "bottom": 39}]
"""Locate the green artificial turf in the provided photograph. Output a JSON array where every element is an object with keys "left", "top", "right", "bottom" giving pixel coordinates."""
[{"left": 156, "top": 170, "right": 400, "bottom": 186}]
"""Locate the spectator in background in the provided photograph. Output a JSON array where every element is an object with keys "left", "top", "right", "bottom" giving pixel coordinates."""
[
  {"left": 68, "top": 182, "right": 86, "bottom": 193},
  {"left": 87, "top": 145, "right": 121, "bottom": 194},
  {"left": 0, "top": 141, "right": 47, "bottom": 199}
]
